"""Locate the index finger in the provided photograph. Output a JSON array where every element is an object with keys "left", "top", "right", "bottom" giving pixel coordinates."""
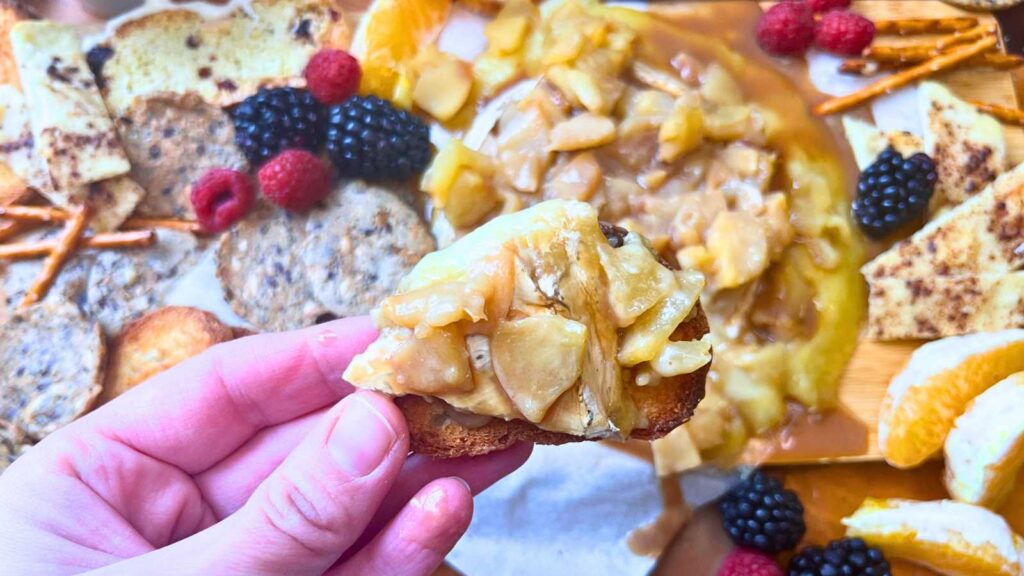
[{"left": 78, "top": 316, "right": 378, "bottom": 474}]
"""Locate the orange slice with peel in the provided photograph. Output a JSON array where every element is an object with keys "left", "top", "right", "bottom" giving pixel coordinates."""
[
  {"left": 945, "top": 372, "right": 1024, "bottom": 509},
  {"left": 350, "top": 0, "right": 451, "bottom": 99},
  {"left": 843, "top": 498, "right": 1024, "bottom": 576},
  {"left": 878, "top": 330, "right": 1024, "bottom": 469}
]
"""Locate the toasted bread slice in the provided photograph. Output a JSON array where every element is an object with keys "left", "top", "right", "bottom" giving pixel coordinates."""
[
  {"left": 95, "top": 0, "right": 350, "bottom": 114},
  {"left": 102, "top": 306, "right": 236, "bottom": 402},
  {"left": 344, "top": 200, "right": 711, "bottom": 458},
  {"left": 866, "top": 272, "right": 1024, "bottom": 340},
  {"left": 919, "top": 81, "right": 1006, "bottom": 208},
  {"left": 397, "top": 306, "right": 709, "bottom": 457},
  {"left": 862, "top": 162, "right": 1024, "bottom": 282}
]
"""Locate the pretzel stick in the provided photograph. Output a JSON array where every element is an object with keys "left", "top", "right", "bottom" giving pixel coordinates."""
[
  {"left": 864, "top": 44, "right": 935, "bottom": 64},
  {"left": 120, "top": 217, "right": 203, "bottom": 234},
  {"left": 20, "top": 205, "right": 90, "bottom": 308},
  {"left": 814, "top": 35, "right": 998, "bottom": 115},
  {"left": 0, "top": 230, "right": 156, "bottom": 261},
  {"left": 840, "top": 52, "right": 1023, "bottom": 75},
  {"left": 874, "top": 17, "right": 978, "bottom": 36},
  {"left": 969, "top": 101, "right": 1024, "bottom": 127},
  {"left": 0, "top": 205, "right": 66, "bottom": 222},
  {"left": 0, "top": 205, "right": 203, "bottom": 233},
  {"left": 933, "top": 24, "right": 996, "bottom": 51},
  {"left": 0, "top": 219, "right": 31, "bottom": 242}
]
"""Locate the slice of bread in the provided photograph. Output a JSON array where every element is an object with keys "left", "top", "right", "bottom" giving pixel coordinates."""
[
  {"left": 398, "top": 305, "right": 710, "bottom": 457},
  {"left": 95, "top": 0, "right": 350, "bottom": 114}
]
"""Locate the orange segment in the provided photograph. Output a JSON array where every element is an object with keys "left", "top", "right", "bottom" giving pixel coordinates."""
[
  {"left": 878, "top": 330, "right": 1024, "bottom": 469},
  {"left": 843, "top": 498, "right": 1024, "bottom": 576},
  {"left": 351, "top": 0, "right": 452, "bottom": 99},
  {"left": 944, "top": 372, "right": 1024, "bottom": 509}
]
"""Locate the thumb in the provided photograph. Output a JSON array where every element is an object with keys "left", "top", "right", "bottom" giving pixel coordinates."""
[{"left": 97, "top": 391, "right": 409, "bottom": 576}]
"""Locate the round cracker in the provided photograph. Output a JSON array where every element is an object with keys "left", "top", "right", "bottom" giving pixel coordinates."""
[
  {"left": 116, "top": 92, "right": 248, "bottom": 218},
  {"left": 218, "top": 183, "right": 435, "bottom": 332},
  {"left": 217, "top": 202, "right": 327, "bottom": 332},
  {"left": 1, "top": 301, "right": 105, "bottom": 441},
  {"left": 302, "top": 182, "right": 436, "bottom": 318}
]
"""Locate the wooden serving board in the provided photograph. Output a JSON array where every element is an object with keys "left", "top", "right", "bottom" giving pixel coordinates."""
[{"left": 744, "top": 1, "right": 1024, "bottom": 465}]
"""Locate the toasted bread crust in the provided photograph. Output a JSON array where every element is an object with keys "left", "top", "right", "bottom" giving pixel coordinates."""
[
  {"left": 398, "top": 305, "right": 710, "bottom": 458},
  {"left": 101, "top": 306, "right": 235, "bottom": 402}
]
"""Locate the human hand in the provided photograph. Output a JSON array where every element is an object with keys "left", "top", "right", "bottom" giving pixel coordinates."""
[{"left": 0, "top": 316, "right": 531, "bottom": 575}]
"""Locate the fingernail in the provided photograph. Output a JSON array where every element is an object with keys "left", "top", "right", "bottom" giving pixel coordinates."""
[
  {"left": 451, "top": 476, "right": 471, "bottom": 494},
  {"left": 328, "top": 395, "right": 397, "bottom": 477}
]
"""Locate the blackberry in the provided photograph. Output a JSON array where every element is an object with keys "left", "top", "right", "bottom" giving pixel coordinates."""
[
  {"left": 231, "top": 87, "right": 325, "bottom": 166},
  {"left": 853, "top": 147, "right": 937, "bottom": 239},
  {"left": 788, "top": 537, "right": 891, "bottom": 576},
  {"left": 720, "top": 470, "right": 806, "bottom": 554},
  {"left": 325, "top": 95, "right": 431, "bottom": 181}
]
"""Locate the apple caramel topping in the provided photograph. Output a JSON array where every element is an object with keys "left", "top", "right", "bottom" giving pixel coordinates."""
[{"left": 343, "top": 200, "right": 708, "bottom": 438}]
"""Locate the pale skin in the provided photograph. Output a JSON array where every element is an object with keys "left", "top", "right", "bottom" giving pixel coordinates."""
[{"left": 0, "top": 317, "right": 532, "bottom": 575}]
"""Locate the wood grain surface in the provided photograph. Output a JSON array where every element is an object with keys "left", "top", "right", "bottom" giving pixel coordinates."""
[{"left": 752, "top": 1, "right": 1024, "bottom": 464}]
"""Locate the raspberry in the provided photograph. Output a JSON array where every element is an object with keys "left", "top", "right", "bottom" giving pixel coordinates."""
[
  {"left": 718, "top": 549, "right": 783, "bottom": 576},
  {"left": 756, "top": 1, "right": 816, "bottom": 56},
  {"left": 258, "top": 149, "right": 333, "bottom": 212},
  {"left": 815, "top": 11, "right": 876, "bottom": 55},
  {"left": 190, "top": 168, "right": 255, "bottom": 233},
  {"left": 807, "top": 0, "right": 850, "bottom": 12},
  {"left": 304, "top": 49, "right": 362, "bottom": 105}
]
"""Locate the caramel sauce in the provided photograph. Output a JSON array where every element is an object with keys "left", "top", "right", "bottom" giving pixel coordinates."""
[
  {"left": 741, "top": 403, "right": 869, "bottom": 465},
  {"left": 627, "top": 476, "right": 691, "bottom": 558}
]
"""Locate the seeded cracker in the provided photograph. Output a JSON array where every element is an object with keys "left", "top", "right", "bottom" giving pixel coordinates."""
[
  {"left": 217, "top": 183, "right": 435, "bottom": 332},
  {"left": 0, "top": 301, "right": 104, "bottom": 442},
  {"left": 116, "top": 93, "right": 248, "bottom": 218},
  {"left": 83, "top": 229, "right": 202, "bottom": 334}
]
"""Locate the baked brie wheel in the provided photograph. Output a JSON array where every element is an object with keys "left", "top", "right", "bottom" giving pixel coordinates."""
[{"left": 344, "top": 200, "right": 711, "bottom": 457}]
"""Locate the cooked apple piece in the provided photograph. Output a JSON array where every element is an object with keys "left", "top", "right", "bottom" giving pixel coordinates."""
[
  {"left": 598, "top": 240, "right": 675, "bottom": 327},
  {"left": 706, "top": 211, "right": 768, "bottom": 290},
  {"left": 700, "top": 63, "right": 743, "bottom": 106},
  {"left": 761, "top": 193, "right": 795, "bottom": 261},
  {"left": 658, "top": 102, "right": 704, "bottom": 163},
  {"left": 486, "top": 15, "right": 531, "bottom": 54},
  {"left": 445, "top": 168, "right": 499, "bottom": 229},
  {"left": 652, "top": 424, "right": 702, "bottom": 476},
  {"left": 378, "top": 281, "right": 488, "bottom": 329},
  {"left": 618, "top": 89, "right": 675, "bottom": 140},
  {"left": 414, "top": 57, "right": 473, "bottom": 122},
  {"left": 346, "top": 326, "right": 474, "bottom": 396},
  {"left": 541, "top": 30, "right": 585, "bottom": 65},
  {"left": 618, "top": 269, "right": 705, "bottom": 366},
  {"left": 421, "top": 139, "right": 494, "bottom": 206},
  {"left": 496, "top": 102, "right": 554, "bottom": 193},
  {"left": 443, "top": 335, "right": 518, "bottom": 416},
  {"left": 703, "top": 105, "right": 751, "bottom": 141},
  {"left": 650, "top": 336, "right": 712, "bottom": 378},
  {"left": 474, "top": 55, "right": 522, "bottom": 97},
  {"left": 492, "top": 315, "right": 588, "bottom": 423},
  {"left": 639, "top": 168, "right": 668, "bottom": 191},
  {"left": 545, "top": 152, "right": 603, "bottom": 201},
  {"left": 546, "top": 65, "right": 606, "bottom": 115},
  {"left": 684, "top": 384, "right": 733, "bottom": 450},
  {"left": 631, "top": 61, "right": 688, "bottom": 97},
  {"left": 549, "top": 113, "right": 616, "bottom": 151}
]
